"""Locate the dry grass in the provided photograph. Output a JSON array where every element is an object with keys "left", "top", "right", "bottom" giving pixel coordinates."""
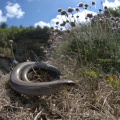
[
  {"left": 27, "top": 68, "right": 55, "bottom": 82},
  {"left": 0, "top": 30, "right": 120, "bottom": 119},
  {"left": 0, "top": 51, "right": 120, "bottom": 120},
  {"left": 0, "top": 17, "right": 120, "bottom": 119},
  {"left": 47, "top": 56, "right": 120, "bottom": 120}
]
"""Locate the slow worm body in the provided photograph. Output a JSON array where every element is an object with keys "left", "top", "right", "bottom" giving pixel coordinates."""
[{"left": 10, "top": 62, "right": 76, "bottom": 96}]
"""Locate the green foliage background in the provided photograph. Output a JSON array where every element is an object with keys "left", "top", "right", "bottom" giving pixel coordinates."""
[{"left": 0, "top": 25, "right": 50, "bottom": 61}]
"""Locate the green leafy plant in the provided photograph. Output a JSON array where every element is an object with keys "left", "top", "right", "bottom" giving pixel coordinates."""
[{"left": 54, "top": 3, "right": 120, "bottom": 73}]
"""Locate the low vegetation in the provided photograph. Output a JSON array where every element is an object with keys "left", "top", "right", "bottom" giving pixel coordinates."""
[{"left": 0, "top": 1, "right": 120, "bottom": 120}]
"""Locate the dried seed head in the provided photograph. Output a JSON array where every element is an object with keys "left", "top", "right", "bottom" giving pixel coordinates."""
[
  {"left": 87, "top": 13, "right": 93, "bottom": 18},
  {"left": 75, "top": 7, "right": 79, "bottom": 11},
  {"left": 76, "top": 15, "right": 79, "bottom": 18},
  {"left": 9, "top": 40, "right": 13, "bottom": 45},
  {"left": 66, "top": 20, "right": 69, "bottom": 23},
  {"left": 58, "top": 8, "right": 62, "bottom": 12},
  {"left": 99, "top": 18, "right": 104, "bottom": 23},
  {"left": 78, "top": 2, "right": 83, "bottom": 7},
  {"left": 60, "top": 21, "right": 66, "bottom": 26},
  {"left": 70, "top": 22, "right": 76, "bottom": 27},
  {"left": 56, "top": 22, "right": 59, "bottom": 25},
  {"left": 60, "top": 23, "right": 64, "bottom": 26},
  {"left": 84, "top": 4, "right": 89, "bottom": 8},
  {"left": 111, "top": 17, "right": 115, "bottom": 21},
  {"left": 99, "top": 9, "right": 102, "bottom": 12},
  {"left": 97, "top": 13, "right": 100, "bottom": 16},
  {"left": 67, "top": 7, "right": 74, "bottom": 13},
  {"left": 61, "top": 10, "right": 67, "bottom": 15},
  {"left": 104, "top": 6, "right": 107, "bottom": 9},
  {"left": 92, "top": 1, "right": 96, "bottom": 5}
]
